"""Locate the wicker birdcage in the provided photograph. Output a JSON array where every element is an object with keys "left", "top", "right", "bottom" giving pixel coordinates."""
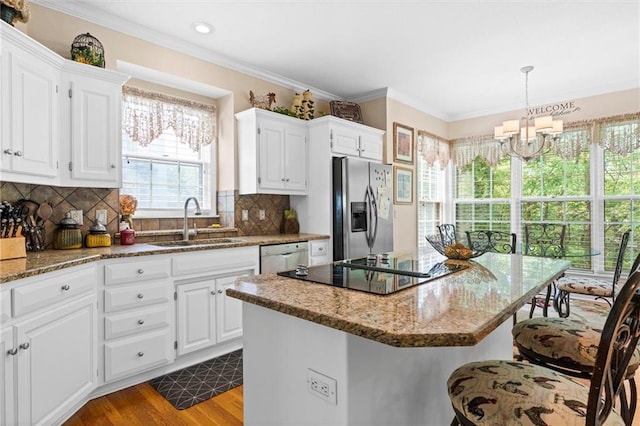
[{"left": 70, "top": 32, "right": 105, "bottom": 68}]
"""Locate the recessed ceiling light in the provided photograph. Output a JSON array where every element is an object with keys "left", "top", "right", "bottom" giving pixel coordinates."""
[{"left": 192, "top": 22, "right": 213, "bottom": 34}]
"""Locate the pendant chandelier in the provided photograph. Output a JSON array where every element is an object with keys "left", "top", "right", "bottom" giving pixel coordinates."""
[{"left": 494, "top": 66, "right": 563, "bottom": 162}]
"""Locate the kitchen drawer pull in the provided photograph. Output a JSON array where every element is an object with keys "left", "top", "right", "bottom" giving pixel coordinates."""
[
  {"left": 137, "top": 269, "right": 144, "bottom": 274},
  {"left": 7, "top": 348, "right": 18, "bottom": 356},
  {"left": 137, "top": 351, "right": 144, "bottom": 357},
  {"left": 137, "top": 319, "right": 144, "bottom": 325},
  {"left": 217, "top": 289, "right": 223, "bottom": 294},
  {"left": 137, "top": 293, "right": 144, "bottom": 299},
  {"left": 19, "top": 343, "right": 30, "bottom": 350},
  {"left": 61, "top": 284, "right": 70, "bottom": 291}
]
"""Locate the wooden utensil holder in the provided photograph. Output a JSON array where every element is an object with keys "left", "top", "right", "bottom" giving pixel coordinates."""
[{"left": 0, "top": 236, "right": 27, "bottom": 260}]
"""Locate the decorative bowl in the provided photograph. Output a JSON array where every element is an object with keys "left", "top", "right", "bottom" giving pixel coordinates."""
[{"left": 425, "top": 234, "right": 487, "bottom": 260}]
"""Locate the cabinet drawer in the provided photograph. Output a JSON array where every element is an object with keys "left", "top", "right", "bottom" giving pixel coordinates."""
[
  {"left": 104, "top": 303, "right": 171, "bottom": 340},
  {"left": 104, "top": 258, "right": 170, "bottom": 286},
  {"left": 12, "top": 265, "right": 96, "bottom": 317},
  {"left": 104, "top": 281, "right": 170, "bottom": 313},
  {"left": 310, "top": 240, "right": 328, "bottom": 257},
  {"left": 1, "top": 291, "right": 10, "bottom": 323},
  {"left": 104, "top": 328, "right": 172, "bottom": 382}
]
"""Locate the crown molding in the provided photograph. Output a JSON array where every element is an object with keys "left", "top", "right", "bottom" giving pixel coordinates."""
[{"left": 31, "top": 0, "right": 343, "bottom": 102}]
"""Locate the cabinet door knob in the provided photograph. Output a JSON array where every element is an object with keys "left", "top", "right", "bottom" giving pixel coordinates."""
[
  {"left": 19, "top": 343, "right": 30, "bottom": 350},
  {"left": 137, "top": 293, "right": 144, "bottom": 299},
  {"left": 137, "top": 352, "right": 144, "bottom": 357},
  {"left": 137, "top": 269, "right": 144, "bottom": 274},
  {"left": 61, "top": 284, "right": 70, "bottom": 291},
  {"left": 137, "top": 319, "right": 144, "bottom": 325},
  {"left": 211, "top": 290, "right": 216, "bottom": 295},
  {"left": 285, "top": 178, "right": 290, "bottom": 182},
  {"left": 218, "top": 289, "right": 223, "bottom": 294},
  {"left": 13, "top": 151, "right": 22, "bottom": 157},
  {"left": 3, "top": 149, "right": 12, "bottom": 155},
  {"left": 7, "top": 348, "right": 18, "bottom": 356},
  {"left": 110, "top": 164, "right": 116, "bottom": 169}
]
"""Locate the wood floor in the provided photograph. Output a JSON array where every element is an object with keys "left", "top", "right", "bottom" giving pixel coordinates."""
[{"left": 63, "top": 383, "right": 243, "bottom": 426}]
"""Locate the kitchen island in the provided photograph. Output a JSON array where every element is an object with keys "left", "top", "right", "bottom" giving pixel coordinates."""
[{"left": 228, "top": 252, "right": 571, "bottom": 425}]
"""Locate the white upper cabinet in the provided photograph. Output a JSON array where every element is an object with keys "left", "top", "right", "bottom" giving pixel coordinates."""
[
  {"left": 236, "top": 108, "right": 308, "bottom": 195},
  {"left": 0, "top": 24, "right": 128, "bottom": 188},
  {"left": 317, "top": 115, "right": 385, "bottom": 162},
  {"left": 60, "top": 62, "right": 129, "bottom": 188},
  {"left": 1, "top": 24, "right": 60, "bottom": 183}
]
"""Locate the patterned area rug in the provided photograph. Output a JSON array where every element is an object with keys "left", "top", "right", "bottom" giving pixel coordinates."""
[{"left": 149, "top": 349, "right": 243, "bottom": 410}]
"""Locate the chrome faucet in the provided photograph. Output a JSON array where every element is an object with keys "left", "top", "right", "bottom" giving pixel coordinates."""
[{"left": 183, "top": 197, "right": 202, "bottom": 241}]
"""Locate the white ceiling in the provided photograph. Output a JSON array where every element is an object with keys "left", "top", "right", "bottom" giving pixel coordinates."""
[{"left": 34, "top": 0, "right": 640, "bottom": 121}]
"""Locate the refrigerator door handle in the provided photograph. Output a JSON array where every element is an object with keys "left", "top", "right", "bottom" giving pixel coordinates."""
[{"left": 365, "top": 184, "right": 379, "bottom": 251}]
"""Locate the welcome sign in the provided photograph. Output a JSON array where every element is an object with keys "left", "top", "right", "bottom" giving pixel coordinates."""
[{"left": 528, "top": 101, "right": 581, "bottom": 117}]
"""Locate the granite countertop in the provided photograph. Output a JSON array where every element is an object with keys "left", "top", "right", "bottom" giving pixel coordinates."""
[
  {"left": 227, "top": 252, "right": 571, "bottom": 348},
  {"left": 0, "top": 233, "right": 328, "bottom": 284}
]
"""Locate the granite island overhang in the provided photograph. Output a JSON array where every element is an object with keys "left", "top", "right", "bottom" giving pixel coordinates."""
[
  {"left": 227, "top": 252, "right": 571, "bottom": 348},
  {"left": 228, "top": 252, "right": 571, "bottom": 426}
]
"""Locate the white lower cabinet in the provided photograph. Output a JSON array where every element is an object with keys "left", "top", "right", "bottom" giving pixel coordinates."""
[
  {"left": 4, "top": 293, "right": 97, "bottom": 426},
  {"left": 176, "top": 279, "right": 216, "bottom": 356},
  {"left": 174, "top": 246, "right": 259, "bottom": 357},
  {"left": 0, "top": 326, "right": 14, "bottom": 426},
  {"left": 101, "top": 256, "right": 173, "bottom": 383},
  {"left": 104, "top": 328, "right": 173, "bottom": 382}
]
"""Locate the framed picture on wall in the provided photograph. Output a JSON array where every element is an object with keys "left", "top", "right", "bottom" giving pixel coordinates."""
[
  {"left": 393, "top": 166, "right": 413, "bottom": 204},
  {"left": 393, "top": 122, "right": 414, "bottom": 164}
]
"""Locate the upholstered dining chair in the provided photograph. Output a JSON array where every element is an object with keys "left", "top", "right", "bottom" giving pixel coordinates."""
[
  {"left": 447, "top": 268, "right": 640, "bottom": 426},
  {"left": 438, "top": 224, "right": 457, "bottom": 247},
  {"left": 465, "top": 230, "right": 516, "bottom": 254},
  {"left": 524, "top": 223, "right": 567, "bottom": 318},
  {"left": 554, "top": 229, "right": 631, "bottom": 318},
  {"left": 512, "top": 250, "right": 640, "bottom": 425}
]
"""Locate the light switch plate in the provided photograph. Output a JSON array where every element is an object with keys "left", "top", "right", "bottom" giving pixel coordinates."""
[
  {"left": 241, "top": 209, "right": 249, "bottom": 221},
  {"left": 259, "top": 209, "right": 266, "bottom": 220},
  {"left": 96, "top": 209, "right": 107, "bottom": 225},
  {"left": 69, "top": 210, "right": 84, "bottom": 225}
]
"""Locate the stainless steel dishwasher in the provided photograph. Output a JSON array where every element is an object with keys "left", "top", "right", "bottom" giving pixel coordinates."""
[{"left": 260, "top": 242, "right": 309, "bottom": 273}]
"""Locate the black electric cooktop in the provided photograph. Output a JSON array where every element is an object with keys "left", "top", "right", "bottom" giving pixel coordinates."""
[{"left": 277, "top": 255, "right": 467, "bottom": 295}]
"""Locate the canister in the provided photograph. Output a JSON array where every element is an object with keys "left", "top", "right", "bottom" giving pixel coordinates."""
[
  {"left": 120, "top": 228, "right": 135, "bottom": 245},
  {"left": 85, "top": 222, "right": 111, "bottom": 248},
  {"left": 53, "top": 213, "right": 83, "bottom": 249}
]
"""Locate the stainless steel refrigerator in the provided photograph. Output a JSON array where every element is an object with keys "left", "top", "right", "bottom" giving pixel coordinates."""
[{"left": 332, "top": 157, "right": 394, "bottom": 260}]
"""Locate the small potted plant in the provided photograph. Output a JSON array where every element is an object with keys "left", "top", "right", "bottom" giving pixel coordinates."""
[{"left": 1, "top": 0, "right": 30, "bottom": 26}]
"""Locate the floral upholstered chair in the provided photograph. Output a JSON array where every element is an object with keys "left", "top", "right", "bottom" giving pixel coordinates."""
[
  {"left": 511, "top": 250, "right": 640, "bottom": 425},
  {"left": 447, "top": 269, "right": 640, "bottom": 426},
  {"left": 437, "top": 224, "right": 457, "bottom": 247},
  {"left": 465, "top": 230, "right": 516, "bottom": 254},
  {"left": 554, "top": 229, "right": 631, "bottom": 318}
]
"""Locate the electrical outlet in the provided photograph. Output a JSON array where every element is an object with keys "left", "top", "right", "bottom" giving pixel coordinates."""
[
  {"left": 259, "top": 209, "right": 266, "bottom": 220},
  {"left": 307, "top": 368, "right": 337, "bottom": 405},
  {"left": 69, "top": 210, "right": 83, "bottom": 226},
  {"left": 96, "top": 209, "right": 107, "bottom": 225},
  {"left": 241, "top": 209, "right": 249, "bottom": 221}
]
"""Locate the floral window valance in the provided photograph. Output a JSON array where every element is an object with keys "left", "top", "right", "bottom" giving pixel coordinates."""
[
  {"left": 450, "top": 112, "right": 639, "bottom": 167},
  {"left": 417, "top": 130, "right": 450, "bottom": 170},
  {"left": 122, "top": 86, "right": 217, "bottom": 152}
]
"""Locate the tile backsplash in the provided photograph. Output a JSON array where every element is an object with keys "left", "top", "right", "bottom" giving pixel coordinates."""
[{"left": 0, "top": 182, "right": 291, "bottom": 249}]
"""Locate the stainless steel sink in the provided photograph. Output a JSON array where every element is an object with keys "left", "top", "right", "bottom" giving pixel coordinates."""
[{"left": 149, "top": 238, "right": 243, "bottom": 247}]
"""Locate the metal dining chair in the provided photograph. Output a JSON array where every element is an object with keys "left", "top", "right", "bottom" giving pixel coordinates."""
[
  {"left": 554, "top": 229, "right": 631, "bottom": 318},
  {"left": 524, "top": 223, "right": 567, "bottom": 317},
  {"left": 437, "top": 224, "right": 457, "bottom": 247},
  {"left": 512, "top": 250, "right": 640, "bottom": 425},
  {"left": 448, "top": 268, "right": 640, "bottom": 426},
  {"left": 465, "top": 230, "right": 516, "bottom": 254}
]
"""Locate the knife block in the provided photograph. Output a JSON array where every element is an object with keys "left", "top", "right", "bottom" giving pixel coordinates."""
[{"left": 0, "top": 236, "right": 27, "bottom": 260}]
